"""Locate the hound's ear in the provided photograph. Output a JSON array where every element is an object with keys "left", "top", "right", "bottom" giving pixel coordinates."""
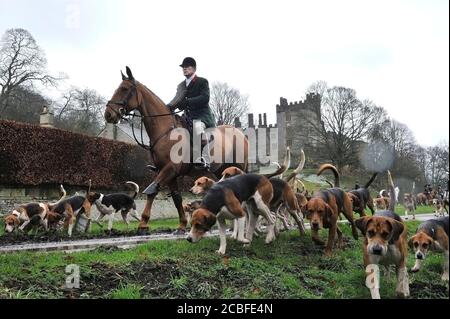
[
  {"left": 408, "top": 236, "right": 414, "bottom": 249},
  {"left": 387, "top": 219, "right": 405, "bottom": 242},
  {"left": 355, "top": 216, "right": 371, "bottom": 236},
  {"left": 203, "top": 212, "right": 217, "bottom": 229},
  {"left": 300, "top": 203, "right": 309, "bottom": 217},
  {"left": 324, "top": 203, "right": 334, "bottom": 220},
  {"left": 121, "top": 70, "right": 127, "bottom": 81},
  {"left": 126, "top": 66, "right": 134, "bottom": 81},
  {"left": 432, "top": 240, "right": 443, "bottom": 251}
]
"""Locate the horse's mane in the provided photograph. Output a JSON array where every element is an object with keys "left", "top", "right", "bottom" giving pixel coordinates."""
[
  {"left": 137, "top": 81, "right": 167, "bottom": 108},
  {"left": 137, "top": 81, "right": 186, "bottom": 129}
]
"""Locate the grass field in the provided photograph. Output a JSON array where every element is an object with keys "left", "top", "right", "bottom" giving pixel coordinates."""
[{"left": 0, "top": 206, "right": 448, "bottom": 299}]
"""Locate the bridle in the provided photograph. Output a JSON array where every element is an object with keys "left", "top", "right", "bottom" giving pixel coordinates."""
[
  {"left": 105, "top": 79, "right": 183, "bottom": 154},
  {"left": 106, "top": 79, "right": 140, "bottom": 119}
]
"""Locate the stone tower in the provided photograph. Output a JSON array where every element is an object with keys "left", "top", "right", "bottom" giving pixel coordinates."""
[{"left": 276, "top": 93, "right": 322, "bottom": 166}]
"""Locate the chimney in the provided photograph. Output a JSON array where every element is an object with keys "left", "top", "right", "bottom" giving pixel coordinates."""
[
  {"left": 234, "top": 117, "right": 241, "bottom": 128},
  {"left": 263, "top": 113, "right": 267, "bottom": 127},
  {"left": 258, "top": 114, "right": 262, "bottom": 127},
  {"left": 40, "top": 105, "right": 54, "bottom": 128},
  {"left": 248, "top": 113, "right": 254, "bottom": 128}
]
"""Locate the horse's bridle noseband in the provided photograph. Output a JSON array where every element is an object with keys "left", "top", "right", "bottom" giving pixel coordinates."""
[{"left": 106, "top": 80, "right": 139, "bottom": 119}]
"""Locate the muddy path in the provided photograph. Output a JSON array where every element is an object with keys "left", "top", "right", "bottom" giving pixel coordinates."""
[{"left": 0, "top": 214, "right": 437, "bottom": 253}]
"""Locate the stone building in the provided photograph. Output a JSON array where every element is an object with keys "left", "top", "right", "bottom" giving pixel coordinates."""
[
  {"left": 98, "top": 122, "right": 150, "bottom": 146},
  {"left": 237, "top": 93, "right": 323, "bottom": 169},
  {"left": 276, "top": 93, "right": 323, "bottom": 166}
]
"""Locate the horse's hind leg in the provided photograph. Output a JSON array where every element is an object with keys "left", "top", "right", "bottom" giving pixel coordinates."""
[{"left": 168, "top": 180, "right": 188, "bottom": 235}]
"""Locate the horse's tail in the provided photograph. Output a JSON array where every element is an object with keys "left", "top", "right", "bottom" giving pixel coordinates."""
[
  {"left": 126, "top": 181, "right": 140, "bottom": 199},
  {"left": 317, "top": 164, "right": 340, "bottom": 188}
]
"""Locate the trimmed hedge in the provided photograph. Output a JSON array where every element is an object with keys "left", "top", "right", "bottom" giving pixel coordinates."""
[{"left": 0, "top": 120, "right": 154, "bottom": 190}]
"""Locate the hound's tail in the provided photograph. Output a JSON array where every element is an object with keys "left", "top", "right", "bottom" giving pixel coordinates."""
[
  {"left": 364, "top": 173, "right": 378, "bottom": 189},
  {"left": 47, "top": 185, "right": 67, "bottom": 210},
  {"left": 294, "top": 179, "right": 306, "bottom": 192},
  {"left": 325, "top": 180, "right": 334, "bottom": 188},
  {"left": 126, "top": 181, "right": 140, "bottom": 199},
  {"left": 317, "top": 164, "right": 340, "bottom": 188},
  {"left": 387, "top": 171, "right": 396, "bottom": 211},
  {"left": 264, "top": 147, "right": 291, "bottom": 179},
  {"left": 284, "top": 149, "right": 306, "bottom": 184}
]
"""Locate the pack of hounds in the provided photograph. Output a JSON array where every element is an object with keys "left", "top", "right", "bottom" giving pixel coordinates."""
[{"left": 2, "top": 148, "right": 449, "bottom": 299}]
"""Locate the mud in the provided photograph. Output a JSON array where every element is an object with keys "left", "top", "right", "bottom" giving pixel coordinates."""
[{"left": 0, "top": 227, "right": 177, "bottom": 246}]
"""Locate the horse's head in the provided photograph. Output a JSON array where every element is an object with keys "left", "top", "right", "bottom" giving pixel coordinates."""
[{"left": 105, "top": 66, "right": 142, "bottom": 124}]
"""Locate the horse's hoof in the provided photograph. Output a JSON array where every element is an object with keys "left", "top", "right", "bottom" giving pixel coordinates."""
[
  {"left": 172, "top": 228, "right": 186, "bottom": 236},
  {"left": 137, "top": 227, "right": 149, "bottom": 236}
]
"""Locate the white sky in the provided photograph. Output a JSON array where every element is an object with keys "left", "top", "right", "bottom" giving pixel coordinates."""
[{"left": 0, "top": 0, "right": 448, "bottom": 146}]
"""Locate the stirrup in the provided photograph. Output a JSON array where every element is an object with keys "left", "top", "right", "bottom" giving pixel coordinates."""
[{"left": 146, "top": 165, "right": 158, "bottom": 172}]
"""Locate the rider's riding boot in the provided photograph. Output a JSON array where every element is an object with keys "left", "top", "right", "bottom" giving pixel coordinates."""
[
  {"left": 194, "top": 137, "right": 211, "bottom": 170},
  {"left": 142, "top": 181, "right": 160, "bottom": 196}
]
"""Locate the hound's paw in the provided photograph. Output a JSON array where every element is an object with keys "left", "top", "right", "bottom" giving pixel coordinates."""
[
  {"left": 396, "top": 291, "right": 410, "bottom": 299},
  {"left": 216, "top": 248, "right": 226, "bottom": 256},
  {"left": 137, "top": 227, "right": 149, "bottom": 236},
  {"left": 230, "top": 234, "right": 238, "bottom": 240},
  {"left": 237, "top": 238, "right": 250, "bottom": 244},
  {"left": 411, "top": 267, "right": 420, "bottom": 273},
  {"left": 442, "top": 273, "right": 449, "bottom": 281}
]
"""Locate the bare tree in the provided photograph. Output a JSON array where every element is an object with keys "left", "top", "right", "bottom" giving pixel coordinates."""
[
  {"left": 426, "top": 142, "right": 449, "bottom": 187},
  {"left": 0, "top": 28, "right": 63, "bottom": 116},
  {"left": 369, "top": 119, "right": 417, "bottom": 158},
  {"left": 307, "top": 84, "right": 387, "bottom": 170},
  {"left": 1, "top": 86, "right": 49, "bottom": 123},
  {"left": 209, "top": 82, "right": 250, "bottom": 126},
  {"left": 54, "top": 88, "right": 106, "bottom": 136},
  {"left": 306, "top": 80, "right": 328, "bottom": 97}
]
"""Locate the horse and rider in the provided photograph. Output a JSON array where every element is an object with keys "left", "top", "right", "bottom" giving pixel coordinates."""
[{"left": 104, "top": 58, "right": 249, "bottom": 235}]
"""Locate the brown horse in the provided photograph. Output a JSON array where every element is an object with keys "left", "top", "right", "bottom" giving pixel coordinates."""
[{"left": 104, "top": 67, "right": 249, "bottom": 234}]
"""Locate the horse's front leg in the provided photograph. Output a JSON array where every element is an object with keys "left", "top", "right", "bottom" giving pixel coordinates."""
[
  {"left": 139, "top": 163, "right": 178, "bottom": 235},
  {"left": 168, "top": 179, "right": 188, "bottom": 235}
]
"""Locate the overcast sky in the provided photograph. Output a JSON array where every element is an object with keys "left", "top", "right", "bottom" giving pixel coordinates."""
[{"left": 1, "top": 0, "right": 448, "bottom": 146}]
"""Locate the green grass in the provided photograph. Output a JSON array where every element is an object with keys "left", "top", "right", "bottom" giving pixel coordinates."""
[{"left": 0, "top": 218, "right": 447, "bottom": 299}]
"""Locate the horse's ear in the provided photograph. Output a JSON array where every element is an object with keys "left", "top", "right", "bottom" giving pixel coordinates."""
[
  {"left": 126, "top": 66, "right": 134, "bottom": 81},
  {"left": 121, "top": 70, "right": 127, "bottom": 81}
]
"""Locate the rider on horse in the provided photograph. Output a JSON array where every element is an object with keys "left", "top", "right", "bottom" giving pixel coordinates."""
[{"left": 167, "top": 57, "right": 216, "bottom": 170}]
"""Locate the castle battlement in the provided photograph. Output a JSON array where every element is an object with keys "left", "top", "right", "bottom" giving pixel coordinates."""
[{"left": 276, "top": 93, "right": 321, "bottom": 114}]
